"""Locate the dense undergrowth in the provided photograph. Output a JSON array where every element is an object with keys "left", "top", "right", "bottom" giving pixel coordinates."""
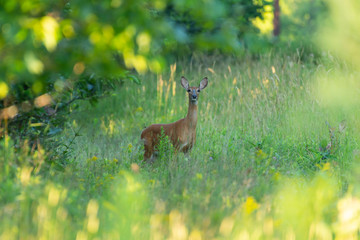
[{"left": 2, "top": 52, "right": 360, "bottom": 239}]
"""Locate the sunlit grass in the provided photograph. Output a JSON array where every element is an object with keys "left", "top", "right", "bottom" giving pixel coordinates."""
[
  {"left": 2, "top": 50, "right": 360, "bottom": 239},
  {"left": 57, "top": 52, "right": 360, "bottom": 238}
]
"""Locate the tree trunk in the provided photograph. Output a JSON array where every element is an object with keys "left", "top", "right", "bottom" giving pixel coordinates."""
[{"left": 273, "top": 0, "right": 280, "bottom": 37}]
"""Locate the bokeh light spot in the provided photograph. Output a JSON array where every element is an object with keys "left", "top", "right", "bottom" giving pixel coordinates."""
[
  {"left": 136, "top": 32, "right": 151, "bottom": 53},
  {"left": 111, "top": 0, "right": 122, "bottom": 8},
  {"left": 34, "top": 94, "right": 52, "bottom": 108},
  {"left": 62, "top": 23, "right": 75, "bottom": 38},
  {"left": 0, "top": 81, "right": 9, "bottom": 99},
  {"left": 41, "top": 16, "right": 60, "bottom": 52},
  {"left": 25, "top": 52, "right": 44, "bottom": 75},
  {"left": 73, "top": 62, "right": 85, "bottom": 75},
  {"left": 0, "top": 105, "right": 18, "bottom": 119}
]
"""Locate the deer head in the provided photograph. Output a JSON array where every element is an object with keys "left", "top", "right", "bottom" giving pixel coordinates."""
[{"left": 181, "top": 76, "right": 208, "bottom": 104}]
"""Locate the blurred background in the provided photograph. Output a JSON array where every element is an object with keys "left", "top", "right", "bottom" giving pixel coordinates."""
[{"left": 0, "top": 0, "right": 329, "bottom": 110}]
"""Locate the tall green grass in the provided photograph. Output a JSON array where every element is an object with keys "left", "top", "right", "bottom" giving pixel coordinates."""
[{"left": 2, "top": 52, "right": 360, "bottom": 239}]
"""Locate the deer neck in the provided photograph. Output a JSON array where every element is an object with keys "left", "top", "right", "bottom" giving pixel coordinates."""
[{"left": 186, "top": 101, "right": 198, "bottom": 129}]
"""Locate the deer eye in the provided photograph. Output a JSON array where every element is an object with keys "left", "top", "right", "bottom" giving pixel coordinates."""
[
  {"left": 197, "top": 89, "right": 200, "bottom": 93},
  {"left": 187, "top": 89, "right": 191, "bottom": 92}
]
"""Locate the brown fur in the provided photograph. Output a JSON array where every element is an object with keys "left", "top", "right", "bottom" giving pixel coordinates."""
[{"left": 141, "top": 76, "right": 208, "bottom": 162}]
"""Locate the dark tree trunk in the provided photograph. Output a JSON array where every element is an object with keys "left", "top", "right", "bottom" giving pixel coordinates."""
[{"left": 273, "top": 0, "right": 280, "bottom": 37}]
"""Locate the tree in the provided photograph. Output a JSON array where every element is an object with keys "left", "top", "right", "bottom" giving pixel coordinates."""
[
  {"left": 0, "top": 0, "right": 268, "bottom": 147},
  {"left": 273, "top": 0, "right": 280, "bottom": 37}
]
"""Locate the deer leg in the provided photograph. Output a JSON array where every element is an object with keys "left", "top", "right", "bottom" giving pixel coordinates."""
[
  {"left": 143, "top": 146, "right": 152, "bottom": 162},
  {"left": 181, "top": 144, "right": 192, "bottom": 154},
  {"left": 143, "top": 141, "right": 154, "bottom": 163}
]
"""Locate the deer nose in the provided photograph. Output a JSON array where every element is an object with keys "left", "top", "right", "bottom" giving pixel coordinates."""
[{"left": 192, "top": 94, "right": 197, "bottom": 99}]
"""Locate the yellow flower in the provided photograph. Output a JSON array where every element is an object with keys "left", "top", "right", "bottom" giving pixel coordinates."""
[
  {"left": 316, "top": 162, "right": 331, "bottom": 171},
  {"left": 256, "top": 149, "right": 263, "bottom": 156},
  {"left": 243, "top": 196, "right": 260, "bottom": 215},
  {"left": 255, "top": 149, "right": 267, "bottom": 159},
  {"left": 91, "top": 156, "right": 98, "bottom": 161},
  {"left": 321, "top": 162, "right": 331, "bottom": 171},
  {"left": 262, "top": 79, "right": 269, "bottom": 88},
  {"left": 128, "top": 143, "right": 133, "bottom": 153},
  {"left": 273, "top": 172, "right": 281, "bottom": 181},
  {"left": 113, "top": 158, "right": 118, "bottom": 163},
  {"left": 148, "top": 179, "right": 155, "bottom": 186},
  {"left": 196, "top": 173, "right": 203, "bottom": 180}
]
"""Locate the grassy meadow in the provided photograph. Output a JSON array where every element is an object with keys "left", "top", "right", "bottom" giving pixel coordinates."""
[{"left": 2, "top": 52, "right": 360, "bottom": 239}]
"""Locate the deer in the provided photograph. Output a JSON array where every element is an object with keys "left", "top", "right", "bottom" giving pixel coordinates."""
[{"left": 141, "top": 76, "right": 208, "bottom": 162}]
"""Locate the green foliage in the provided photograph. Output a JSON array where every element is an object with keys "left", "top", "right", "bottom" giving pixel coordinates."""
[
  {"left": 0, "top": 0, "right": 267, "bottom": 104},
  {"left": 154, "top": 127, "right": 175, "bottom": 166},
  {"left": 279, "top": 0, "right": 328, "bottom": 52},
  {"left": 161, "top": 0, "right": 269, "bottom": 55}
]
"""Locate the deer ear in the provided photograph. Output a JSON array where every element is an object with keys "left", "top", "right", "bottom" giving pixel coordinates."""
[
  {"left": 199, "top": 77, "right": 208, "bottom": 90},
  {"left": 181, "top": 76, "right": 189, "bottom": 90}
]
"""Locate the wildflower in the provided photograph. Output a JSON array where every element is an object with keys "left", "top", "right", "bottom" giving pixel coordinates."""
[
  {"left": 273, "top": 172, "right": 281, "bottom": 181},
  {"left": 91, "top": 156, "right": 98, "bottom": 162},
  {"left": 263, "top": 79, "right": 269, "bottom": 88},
  {"left": 256, "top": 149, "right": 263, "bottom": 156},
  {"left": 113, "top": 158, "right": 118, "bottom": 163},
  {"left": 323, "top": 162, "right": 331, "bottom": 171},
  {"left": 317, "top": 162, "right": 331, "bottom": 171},
  {"left": 243, "top": 196, "right": 259, "bottom": 215},
  {"left": 128, "top": 143, "right": 133, "bottom": 153},
  {"left": 196, "top": 173, "right": 203, "bottom": 180},
  {"left": 255, "top": 149, "right": 267, "bottom": 159}
]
